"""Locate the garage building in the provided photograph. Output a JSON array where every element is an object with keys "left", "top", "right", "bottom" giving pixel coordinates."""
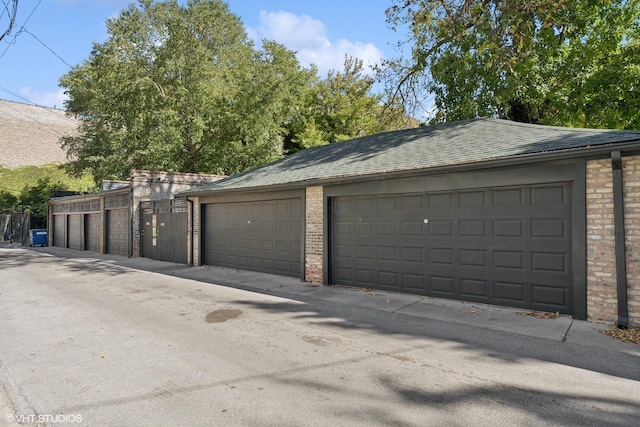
[{"left": 182, "top": 118, "right": 640, "bottom": 326}]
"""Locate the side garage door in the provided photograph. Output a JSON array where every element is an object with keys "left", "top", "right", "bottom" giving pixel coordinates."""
[
  {"left": 331, "top": 183, "right": 573, "bottom": 314},
  {"left": 53, "top": 214, "right": 66, "bottom": 248},
  {"left": 106, "top": 209, "right": 129, "bottom": 256},
  {"left": 204, "top": 198, "right": 303, "bottom": 277},
  {"left": 68, "top": 214, "right": 84, "bottom": 250},
  {"left": 85, "top": 213, "right": 101, "bottom": 252}
]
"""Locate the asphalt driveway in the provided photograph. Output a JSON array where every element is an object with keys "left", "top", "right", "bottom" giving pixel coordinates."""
[{"left": 1, "top": 244, "right": 639, "bottom": 426}]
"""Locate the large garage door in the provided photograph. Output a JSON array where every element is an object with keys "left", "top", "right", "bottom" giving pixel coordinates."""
[
  {"left": 106, "top": 209, "right": 129, "bottom": 256},
  {"left": 205, "top": 198, "right": 302, "bottom": 277},
  {"left": 331, "top": 183, "right": 573, "bottom": 314}
]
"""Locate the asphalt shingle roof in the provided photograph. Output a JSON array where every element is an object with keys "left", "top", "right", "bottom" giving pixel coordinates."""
[{"left": 184, "top": 117, "right": 640, "bottom": 194}]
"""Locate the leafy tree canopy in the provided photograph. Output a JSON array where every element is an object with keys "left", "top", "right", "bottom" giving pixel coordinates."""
[
  {"left": 0, "top": 164, "right": 95, "bottom": 214},
  {"left": 380, "top": 0, "right": 640, "bottom": 128},
  {"left": 60, "top": 0, "right": 315, "bottom": 180},
  {"left": 286, "top": 57, "right": 416, "bottom": 152},
  {"left": 61, "top": 0, "right": 417, "bottom": 183}
]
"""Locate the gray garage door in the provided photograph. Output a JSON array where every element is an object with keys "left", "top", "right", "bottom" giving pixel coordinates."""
[
  {"left": 86, "top": 213, "right": 101, "bottom": 252},
  {"left": 68, "top": 214, "right": 83, "bottom": 250},
  {"left": 106, "top": 209, "right": 129, "bottom": 256},
  {"left": 331, "top": 183, "right": 573, "bottom": 314},
  {"left": 204, "top": 198, "right": 302, "bottom": 277},
  {"left": 53, "top": 215, "right": 66, "bottom": 248}
]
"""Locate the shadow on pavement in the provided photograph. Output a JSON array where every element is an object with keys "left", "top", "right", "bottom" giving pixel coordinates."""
[{"left": 4, "top": 243, "right": 640, "bottom": 383}]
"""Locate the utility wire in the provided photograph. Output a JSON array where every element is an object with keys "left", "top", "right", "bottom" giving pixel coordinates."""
[
  {"left": 0, "top": 0, "right": 40, "bottom": 60},
  {"left": 0, "top": 0, "right": 18, "bottom": 42},
  {"left": 20, "top": 27, "right": 73, "bottom": 68}
]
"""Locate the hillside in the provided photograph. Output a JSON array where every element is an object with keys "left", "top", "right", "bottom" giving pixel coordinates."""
[{"left": 0, "top": 99, "right": 79, "bottom": 169}]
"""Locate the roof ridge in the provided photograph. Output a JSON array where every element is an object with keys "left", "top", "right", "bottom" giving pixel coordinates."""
[{"left": 484, "top": 117, "right": 637, "bottom": 133}]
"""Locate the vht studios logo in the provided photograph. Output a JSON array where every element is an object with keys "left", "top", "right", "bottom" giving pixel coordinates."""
[{"left": 6, "top": 413, "right": 83, "bottom": 423}]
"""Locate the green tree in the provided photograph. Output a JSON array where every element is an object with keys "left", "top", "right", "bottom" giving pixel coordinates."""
[
  {"left": 0, "top": 165, "right": 95, "bottom": 213},
  {"left": 0, "top": 191, "right": 18, "bottom": 213},
  {"left": 19, "top": 177, "right": 67, "bottom": 216},
  {"left": 60, "top": 0, "right": 314, "bottom": 181},
  {"left": 286, "top": 57, "right": 414, "bottom": 152},
  {"left": 380, "top": 0, "right": 640, "bottom": 128}
]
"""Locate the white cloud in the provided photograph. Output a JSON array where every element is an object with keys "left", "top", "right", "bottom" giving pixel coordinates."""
[
  {"left": 250, "top": 11, "right": 384, "bottom": 77},
  {"left": 19, "top": 87, "right": 68, "bottom": 109}
]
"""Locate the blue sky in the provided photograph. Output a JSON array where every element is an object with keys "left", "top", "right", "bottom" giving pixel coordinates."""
[{"left": 0, "top": 0, "right": 403, "bottom": 109}]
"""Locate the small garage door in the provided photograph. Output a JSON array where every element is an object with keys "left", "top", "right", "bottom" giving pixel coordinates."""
[
  {"left": 106, "top": 209, "right": 129, "bottom": 256},
  {"left": 68, "top": 214, "right": 84, "bottom": 250},
  {"left": 331, "top": 183, "right": 573, "bottom": 314},
  {"left": 53, "top": 215, "right": 66, "bottom": 248},
  {"left": 85, "top": 213, "right": 101, "bottom": 252},
  {"left": 204, "top": 198, "right": 302, "bottom": 277}
]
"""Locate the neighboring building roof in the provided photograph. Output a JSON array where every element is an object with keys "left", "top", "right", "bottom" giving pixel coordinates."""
[
  {"left": 0, "top": 99, "right": 78, "bottom": 169},
  {"left": 183, "top": 117, "right": 640, "bottom": 194}
]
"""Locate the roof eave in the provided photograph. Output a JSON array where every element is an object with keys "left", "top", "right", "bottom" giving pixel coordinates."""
[{"left": 179, "top": 140, "right": 640, "bottom": 197}]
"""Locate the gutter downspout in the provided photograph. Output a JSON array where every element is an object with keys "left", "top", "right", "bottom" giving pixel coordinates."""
[
  {"left": 128, "top": 186, "right": 134, "bottom": 257},
  {"left": 611, "top": 151, "right": 629, "bottom": 328},
  {"left": 186, "top": 197, "right": 194, "bottom": 266}
]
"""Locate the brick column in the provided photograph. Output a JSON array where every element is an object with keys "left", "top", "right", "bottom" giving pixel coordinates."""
[
  {"left": 623, "top": 156, "right": 640, "bottom": 326},
  {"left": 586, "top": 155, "right": 640, "bottom": 326},
  {"left": 305, "top": 186, "right": 323, "bottom": 283},
  {"left": 586, "top": 159, "right": 618, "bottom": 322}
]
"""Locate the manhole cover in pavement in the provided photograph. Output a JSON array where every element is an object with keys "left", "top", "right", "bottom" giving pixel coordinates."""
[{"left": 206, "top": 309, "right": 243, "bottom": 323}]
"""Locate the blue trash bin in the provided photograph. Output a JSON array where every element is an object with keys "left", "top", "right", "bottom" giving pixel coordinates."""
[{"left": 30, "top": 229, "right": 48, "bottom": 247}]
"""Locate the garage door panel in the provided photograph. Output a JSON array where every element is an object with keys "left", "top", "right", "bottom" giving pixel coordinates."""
[
  {"left": 428, "top": 221, "right": 452, "bottom": 236},
  {"left": 205, "top": 197, "right": 302, "bottom": 277},
  {"left": 532, "top": 252, "right": 569, "bottom": 273},
  {"left": 430, "top": 276, "right": 455, "bottom": 294},
  {"left": 494, "top": 281, "right": 525, "bottom": 302},
  {"left": 533, "top": 284, "right": 567, "bottom": 308},
  {"left": 459, "top": 191, "right": 484, "bottom": 206},
  {"left": 460, "top": 278, "right": 489, "bottom": 298},
  {"left": 332, "top": 182, "right": 573, "bottom": 314},
  {"left": 531, "top": 185, "right": 569, "bottom": 206},
  {"left": 531, "top": 219, "right": 568, "bottom": 238},
  {"left": 430, "top": 248, "right": 454, "bottom": 265},
  {"left": 494, "top": 220, "right": 523, "bottom": 237},
  {"left": 402, "top": 273, "right": 424, "bottom": 291},
  {"left": 493, "top": 250, "right": 524, "bottom": 270}
]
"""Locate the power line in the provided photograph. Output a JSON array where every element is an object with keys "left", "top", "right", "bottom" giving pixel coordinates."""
[
  {"left": 0, "top": 0, "right": 18, "bottom": 42},
  {"left": 0, "top": 0, "right": 41, "bottom": 60},
  {"left": 20, "top": 27, "right": 73, "bottom": 68}
]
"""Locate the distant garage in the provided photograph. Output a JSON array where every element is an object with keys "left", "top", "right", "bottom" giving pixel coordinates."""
[
  {"left": 50, "top": 188, "right": 130, "bottom": 255},
  {"left": 48, "top": 170, "right": 224, "bottom": 259}
]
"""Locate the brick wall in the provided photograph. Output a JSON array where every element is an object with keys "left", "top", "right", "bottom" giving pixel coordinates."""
[
  {"left": 305, "top": 186, "right": 324, "bottom": 283},
  {"left": 131, "top": 170, "right": 224, "bottom": 257},
  {"left": 623, "top": 156, "right": 640, "bottom": 326},
  {"left": 586, "top": 155, "right": 640, "bottom": 326}
]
